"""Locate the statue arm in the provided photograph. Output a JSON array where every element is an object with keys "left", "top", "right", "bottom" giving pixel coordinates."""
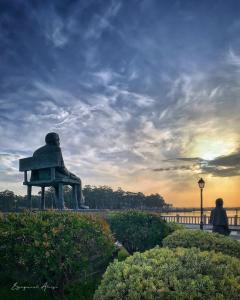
[
  {"left": 57, "top": 147, "right": 71, "bottom": 176},
  {"left": 58, "top": 147, "right": 79, "bottom": 180}
]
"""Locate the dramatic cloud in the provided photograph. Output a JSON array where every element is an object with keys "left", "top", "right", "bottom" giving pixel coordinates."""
[
  {"left": 0, "top": 0, "right": 239, "bottom": 205},
  {"left": 202, "top": 151, "right": 240, "bottom": 177},
  {"left": 157, "top": 151, "right": 240, "bottom": 177},
  {"left": 210, "top": 151, "right": 240, "bottom": 167},
  {"left": 153, "top": 165, "right": 193, "bottom": 172}
]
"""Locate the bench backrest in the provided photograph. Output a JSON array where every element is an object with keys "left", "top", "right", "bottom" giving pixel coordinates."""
[{"left": 19, "top": 154, "right": 63, "bottom": 171}]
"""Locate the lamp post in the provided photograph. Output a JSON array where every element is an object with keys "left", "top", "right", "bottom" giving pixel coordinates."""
[{"left": 198, "top": 178, "right": 205, "bottom": 230}]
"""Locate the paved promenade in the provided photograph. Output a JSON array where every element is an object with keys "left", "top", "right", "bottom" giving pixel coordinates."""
[{"left": 185, "top": 224, "right": 240, "bottom": 240}]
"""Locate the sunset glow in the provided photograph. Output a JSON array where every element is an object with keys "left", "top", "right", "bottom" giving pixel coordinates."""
[{"left": 190, "top": 139, "right": 237, "bottom": 160}]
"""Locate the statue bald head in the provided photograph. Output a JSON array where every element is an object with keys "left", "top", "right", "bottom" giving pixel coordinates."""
[{"left": 45, "top": 132, "right": 60, "bottom": 146}]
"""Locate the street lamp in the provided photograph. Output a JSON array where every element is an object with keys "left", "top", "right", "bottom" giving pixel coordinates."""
[{"left": 198, "top": 178, "right": 205, "bottom": 230}]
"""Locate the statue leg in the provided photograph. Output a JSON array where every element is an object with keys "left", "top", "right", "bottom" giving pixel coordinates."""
[
  {"left": 76, "top": 185, "right": 80, "bottom": 207},
  {"left": 77, "top": 180, "right": 84, "bottom": 207},
  {"left": 72, "top": 185, "right": 78, "bottom": 210}
]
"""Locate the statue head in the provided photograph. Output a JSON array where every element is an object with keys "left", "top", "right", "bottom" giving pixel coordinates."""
[
  {"left": 45, "top": 132, "right": 60, "bottom": 146},
  {"left": 216, "top": 198, "right": 223, "bottom": 208}
]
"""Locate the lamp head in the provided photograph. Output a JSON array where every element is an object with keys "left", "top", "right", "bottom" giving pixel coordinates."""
[{"left": 198, "top": 178, "right": 205, "bottom": 189}]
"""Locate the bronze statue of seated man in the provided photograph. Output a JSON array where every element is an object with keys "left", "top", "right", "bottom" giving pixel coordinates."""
[
  {"left": 31, "top": 132, "right": 84, "bottom": 207},
  {"left": 19, "top": 132, "right": 85, "bottom": 209},
  {"left": 31, "top": 132, "right": 80, "bottom": 182}
]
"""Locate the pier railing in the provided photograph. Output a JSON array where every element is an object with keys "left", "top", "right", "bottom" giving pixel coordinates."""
[{"left": 161, "top": 215, "right": 240, "bottom": 226}]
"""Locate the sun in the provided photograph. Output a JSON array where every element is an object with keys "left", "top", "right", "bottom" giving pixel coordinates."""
[{"left": 190, "top": 138, "right": 236, "bottom": 161}]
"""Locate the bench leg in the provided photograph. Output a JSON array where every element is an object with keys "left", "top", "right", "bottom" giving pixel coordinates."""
[
  {"left": 27, "top": 185, "right": 32, "bottom": 210},
  {"left": 24, "top": 171, "right": 28, "bottom": 183},
  {"left": 54, "top": 186, "right": 58, "bottom": 209},
  {"left": 72, "top": 185, "right": 79, "bottom": 210},
  {"left": 58, "top": 183, "right": 64, "bottom": 210},
  {"left": 41, "top": 187, "right": 45, "bottom": 210}
]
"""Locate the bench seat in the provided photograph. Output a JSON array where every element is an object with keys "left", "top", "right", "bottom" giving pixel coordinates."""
[
  {"left": 19, "top": 155, "right": 81, "bottom": 210},
  {"left": 24, "top": 178, "right": 80, "bottom": 187}
]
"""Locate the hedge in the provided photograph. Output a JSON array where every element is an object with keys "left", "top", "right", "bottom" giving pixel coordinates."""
[
  {"left": 163, "top": 229, "right": 240, "bottom": 258},
  {"left": 0, "top": 211, "right": 115, "bottom": 299},
  {"left": 107, "top": 210, "right": 171, "bottom": 254},
  {"left": 94, "top": 247, "right": 240, "bottom": 300}
]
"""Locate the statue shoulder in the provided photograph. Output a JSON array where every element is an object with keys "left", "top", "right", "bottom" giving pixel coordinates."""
[
  {"left": 33, "top": 145, "right": 61, "bottom": 156},
  {"left": 33, "top": 145, "right": 47, "bottom": 156}
]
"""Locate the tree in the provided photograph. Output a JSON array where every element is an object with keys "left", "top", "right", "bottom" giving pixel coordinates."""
[
  {"left": 0, "top": 186, "right": 169, "bottom": 211},
  {"left": 0, "top": 190, "right": 15, "bottom": 211}
]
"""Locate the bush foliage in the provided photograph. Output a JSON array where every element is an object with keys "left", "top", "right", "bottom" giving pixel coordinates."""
[
  {"left": 107, "top": 210, "right": 171, "bottom": 254},
  {"left": 0, "top": 211, "right": 115, "bottom": 299},
  {"left": 94, "top": 247, "right": 240, "bottom": 300},
  {"left": 163, "top": 229, "right": 240, "bottom": 258},
  {"left": 116, "top": 247, "right": 130, "bottom": 262},
  {"left": 165, "top": 222, "right": 185, "bottom": 232}
]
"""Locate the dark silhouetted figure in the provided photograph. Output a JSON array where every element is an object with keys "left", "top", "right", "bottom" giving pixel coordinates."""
[
  {"left": 32, "top": 132, "right": 80, "bottom": 181},
  {"left": 209, "top": 198, "right": 230, "bottom": 236},
  {"left": 19, "top": 132, "right": 84, "bottom": 210}
]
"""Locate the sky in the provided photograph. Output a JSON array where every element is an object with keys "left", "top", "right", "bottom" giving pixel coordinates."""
[{"left": 0, "top": 0, "right": 239, "bottom": 207}]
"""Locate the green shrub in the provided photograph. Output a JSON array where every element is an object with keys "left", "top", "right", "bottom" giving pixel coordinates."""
[
  {"left": 117, "top": 247, "right": 130, "bottom": 262},
  {"left": 163, "top": 229, "right": 240, "bottom": 258},
  {"left": 166, "top": 222, "right": 185, "bottom": 232},
  {"left": 94, "top": 247, "right": 240, "bottom": 300},
  {"left": 0, "top": 211, "right": 115, "bottom": 299},
  {"left": 0, "top": 287, "right": 52, "bottom": 300},
  {"left": 107, "top": 210, "right": 170, "bottom": 254}
]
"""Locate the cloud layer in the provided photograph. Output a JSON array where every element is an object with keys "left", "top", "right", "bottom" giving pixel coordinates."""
[
  {"left": 0, "top": 0, "right": 239, "bottom": 203},
  {"left": 154, "top": 151, "right": 240, "bottom": 177}
]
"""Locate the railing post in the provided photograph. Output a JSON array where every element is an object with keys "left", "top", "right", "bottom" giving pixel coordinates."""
[
  {"left": 234, "top": 215, "right": 238, "bottom": 226},
  {"left": 203, "top": 214, "right": 207, "bottom": 225},
  {"left": 176, "top": 214, "right": 179, "bottom": 223}
]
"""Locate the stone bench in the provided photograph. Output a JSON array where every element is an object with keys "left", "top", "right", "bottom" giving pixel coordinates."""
[{"left": 19, "top": 154, "right": 80, "bottom": 210}]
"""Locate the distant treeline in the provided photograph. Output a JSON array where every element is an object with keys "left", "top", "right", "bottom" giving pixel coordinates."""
[{"left": 0, "top": 185, "right": 170, "bottom": 211}]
